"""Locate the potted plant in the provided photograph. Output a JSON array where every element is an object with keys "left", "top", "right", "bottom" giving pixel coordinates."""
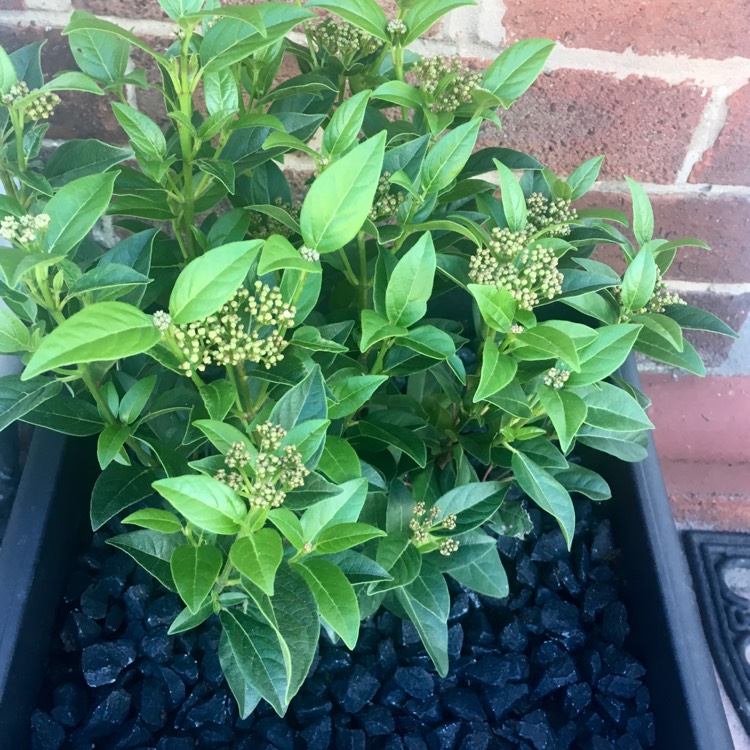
[{"left": 0, "top": 0, "right": 738, "bottom": 746}]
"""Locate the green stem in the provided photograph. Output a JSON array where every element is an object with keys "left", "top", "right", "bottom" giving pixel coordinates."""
[
  {"left": 357, "top": 232, "right": 369, "bottom": 312},
  {"left": 177, "top": 32, "right": 196, "bottom": 259},
  {"left": 337, "top": 248, "right": 359, "bottom": 286},
  {"left": 371, "top": 338, "right": 392, "bottom": 374}
]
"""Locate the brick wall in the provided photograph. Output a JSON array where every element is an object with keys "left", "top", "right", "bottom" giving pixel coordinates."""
[{"left": 2, "top": 0, "right": 749, "bottom": 526}]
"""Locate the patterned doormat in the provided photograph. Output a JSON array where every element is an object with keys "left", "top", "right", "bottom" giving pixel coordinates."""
[{"left": 684, "top": 531, "right": 750, "bottom": 737}]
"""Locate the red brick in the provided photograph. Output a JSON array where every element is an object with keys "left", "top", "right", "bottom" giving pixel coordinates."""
[
  {"left": 71, "top": 0, "right": 166, "bottom": 20},
  {"left": 641, "top": 374, "right": 750, "bottom": 464},
  {"left": 0, "top": 24, "right": 121, "bottom": 142},
  {"left": 690, "top": 85, "right": 750, "bottom": 185},
  {"left": 488, "top": 69, "right": 705, "bottom": 184},
  {"left": 668, "top": 483, "right": 750, "bottom": 531},
  {"left": 0, "top": 0, "right": 23, "bottom": 10},
  {"left": 578, "top": 191, "right": 750, "bottom": 284},
  {"left": 503, "top": 0, "right": 750, "bottom": 59}
]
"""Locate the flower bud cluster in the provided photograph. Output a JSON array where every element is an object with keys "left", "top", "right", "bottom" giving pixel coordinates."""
[
  {"left": 164, "top": 283, "right": 295, "bottom": 378},
  {"left": 386, "top": 19, "right": 407, "bottom": 37},
  {"left": 543, "top": 367, "right": 570, "bottom": 390},
  {"left": 0, "top": 212, "right": 51, "bottom": 246},
  {"left": 412, "top": 57, "right": 482, "bottom": 113},
  {"left": 2, "top": 82, "right": 60, "bottom": 121},
  {"left": 312, "top": 19, "right": 380, "bottom": 61},
  {"left": 409, "top": 502, "right": 459, "bottom": 556},
  {"left": 248, "top": 198, "right": 300, "bottom": 240},
  {"left": 469, "top": 230, "right": 563, "bottom": 311},
  {"left": 152, "top": 310, "right": 172, "bottom": 333},
  {"left": 526, "top": 192, "right": 578, "bottom": 236},
  {"left": 369, "top": 173, "right": 406, "bottom": 220},
  {"left": 300, "top": 246, "right": 320, "bottom": 262},
  {"left": 643, "top": 269, "right": 685, "bottom": 313},
  {"left": 214, "top": 422, "right": 309, "bottom": 509},
  {"left": 248, "top": 422, "right": 309, "bottom": 509}
]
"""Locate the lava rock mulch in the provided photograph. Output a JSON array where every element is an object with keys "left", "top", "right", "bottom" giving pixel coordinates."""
[{"left": 30, "top": 500, "right": 655, "bottom": 750}]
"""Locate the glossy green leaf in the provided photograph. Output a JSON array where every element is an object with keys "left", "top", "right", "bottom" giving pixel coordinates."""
[
  {"left": 371, "top": 535, "right": 422, "bottom": 593},
  {"left": 495, "top": 160, "right": 527, "bottom": 232},
  {"left": 359, "top": 310, "right": 408, "bottom": 352},
  {"left": 468, "top": 283, "right": 516, "bottom": 333},
  {"left": 270, "top": 365, "right": 327, "bottom": 430},
  {"left": 421, "top": 119, "right": 481, "bottom": 195},
  {"left": 301, "top": 133, "right": 386, "bottom": 254},
  {"left": 537, "top": 385, "right": 586, "bottom": 453},
  {"left": 153, "top": 475, "right": 246, "bottom": 534},
  {"left": 0, "top": 374, "right": 61, "bottom": 432},
  {"left": 97, "top": 423, "right": 130, "bottom": 469},
  {"left": 200, "top": 380, "right": 238, "bottom": 422},
  {"left": 307, "top": 0, "right": 388, "bottom": 40},
  {"left": 23, "top": 302, "right": 159, "bottom": 380},
  {"left": 230, "top": 530, "right": 284, "bottom": 596},
  {"left": 403, "top": 0, "right": 475, "bottom": 44},
  {"left": 512, "top": 451, "right": 575, "bottom": 547},
  {"left": 621, "top": 246, "right": 657, "bottom": 312},
  {"left": 44, "top": 139, "right": 132, "bottom": 187},
  {"left": 0, "top": 306, "right": 30, "bottom": 353},
  {"left": 43, "top": 172, "right": 117, "bottom": 257},
  {"left": 301, "top": 478, "right": 368, "bottom": 539},
  {"left": 664, "top": 303, "right": 738, "bottom": 338},
  {"left": 21, "top": 393, "right": 103, "bottom": 436},
  {"left": 566, "top": 324, "right": 641, "bottom": 387},
  {"left": 635, "top": 330, "right": 706, "bottom": 376},
  {"left": 315, "top": 522, "right": 385, "bottom": 554},
  {"left": 567, "top": 155, "right": 604, "bottom": 200},
  {"left": 318, "top": 435, "right": 361, "bottom": 483},
  {"left": 169, "top": 240, "right": 263, "bottom": 324},
  {"left": 112, "top": 102, "right": 166, "bottom": 160},
  {"left": 553, "top": 464, "right": 611, "bottom": 501},
  {"left": 625, "top": 176, "right": 654, "bottom": 247},
  {"left": 171, "top": 544, "right": 223, "bottom": 613},
  {"left": 483, "top": 38, "right": 554, "bottom": 106},
  {"left": 0, "top": 45, "right": 18, "bottom": 94},
  {"left": 385, "top": 233, "right": 436, "bottom": 328},
  {"left": 576, "top": 382, "right": 653, "bottom": 432},
  {"left": 107, "top": 530, "right": 182, "bottom": 591},
  {"left": 474, "top": 341, "right": 516, "bottom": 402},
  {"left": 514, "top": 325, "right": 580, "bottom": 370},
  {"left": 294, "top": 557, "right": 360, "bottom": 648},
  {"left": 359, "top": 416, "right": 427, "bottom": 467},
  {"left": 323, "top": 89, "right": 372, "bottom": 157},
  {"left": 122, "top": 508, "right": 183, "bottom": 533},
  {"left": 91, "top": 463, "right": 156, "bottom": 530}
]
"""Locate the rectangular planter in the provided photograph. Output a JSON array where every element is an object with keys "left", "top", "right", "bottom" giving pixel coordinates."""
[{"left": 0, "top": 360, "right": 733, "bottom": 749}]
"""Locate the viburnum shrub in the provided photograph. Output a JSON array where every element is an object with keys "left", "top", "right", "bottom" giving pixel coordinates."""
[{"left": 0, "top": 0, "right": 737, "bottom": 717}]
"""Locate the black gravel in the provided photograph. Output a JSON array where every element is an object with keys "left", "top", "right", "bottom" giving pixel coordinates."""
[{"left": 31, "top": 499, "right": 655, "bottom": 749}]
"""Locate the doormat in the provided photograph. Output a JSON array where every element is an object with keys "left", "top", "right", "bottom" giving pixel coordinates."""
[{"left": 683, "top": 530, "right": 750, "bottom": 736}]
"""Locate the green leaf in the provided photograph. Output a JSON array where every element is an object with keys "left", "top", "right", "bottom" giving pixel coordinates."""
[
  {"left": 359, "top": 310, "right": 407, "bottom": 352},
  {"left": 664, "top": 303, "right": 738, "bottom": 338},
  {"left": 491, "top": 502, "right": 533, "bottom": 538},
  {"left": 219, "top": 629, "right": 261, "bottom": 718},
  {"left": 9, "top": 41, "right": 43, "bottom": 89},
  {"left": 403, "top": 0, "right": 475, "bottom": 44},
  {"left": 158, "top": 0, "right": 204, "bottom": 21},
  {"left": 567, "top": 155, "right": 604, "bottom": 200},
  {"left": 268, "top": 508, "right": 304, "bottom": 549},
  {"left": 566, "top": 324, "right": 641, "bottom": 387},
  {"left": 621, "top": 246, "right": 657, "bottom": 312},
  {"left": 67, "top": 28, "right": 129, "bottom": 84},
  {"left": 0, "top": 306, "right": 29, "bottom": 353},
  {"left": 204, "top": 68, "right": 239, "bottom": 116},
  {"left": 169, "top": 601, "right": 214, "bottom": 635},
  {"left": 97, "top": 422, "right": 129, "bottom": 469},
  {"left": 258, "top": 235, "right": 318, "bottom": 275},
  {"left": 483, "top": 38, "right": 555, "bottom": 106},
  {"left": 122, "top": 508, "right": 183, "bottom": 533},
  {"left": 300, "top": 478, "right": 368, "bottom": 539},
  {"left": 359, "top": 416, "right": 427, "bottom": 467},
  {"left": 632, "top": 312, "right": 684, "bottom": 351},
  {"left": 40, "top": 70, "right": 103, "bottom": 94},
  {"left": 153, "top": 475, "right": 246, "bottom": 534},
  {"left": 283, "top": 418, "right": 329, "bottom": 466},
  {"left": 552, "top": 464, "right": 611, "bottom": 501},
  {"left": 512, "top": 451, "right": 575, "bottom": 547},
  {"left": 372, "top": 80, "right": 423, "bottom": 110},
  {"left": 576, "top": 382, "right": 654, "bottom": 432},
  {"left": 230, "top": 530, "right": 284, "bottom": 597},
  {"left": 394, "top": 559, "right": 450, "bottom": 675},
  {"left": 300, "top": 133, "right": 386, "bottom": 254},
  {"left": 270, "top": 365, "right": 327, "bottom": 430},
  {"left": 294, "top": 557, "right": 360, "bottom": 648},
  {"left": 171, "top": 544, "right": 223, "bottom": 613},
  {"left": 421, "top": 119, "right": 481, "bottom": 195},
  {"left": 484, "top": 378, "right": 532, "bottom": 418},
  {"left": 474, "top": 342, "right": 517, "bottom": 402},
  {"left": 385, "top": 233, "right": 436, "bottom": 328},
  {"left": 514, "top": 325, "right": 580, "bottom": 370},
  {"left": 44, "top": 139, "right": 132, "bottom": 187},
  {"left": 119, "top": 375, "right": 156, "bottom": 424},
  {"left": 468, "top": 283, "right": 516, "bottom": 333},
  {"left": 169, "top": 240, "right": 263, "bottom": 324},
  {"left": 291, "top": 327, "right": 347, "bottom": 354},
  {"left": 43, "top": 172, "right": 117, "bottom": 257},
  {"left": 635, "top": 330, "right": 706, "bottom": 376},
  {"left": 447, "top": 543, "right": 508, "bottom": 599},
  {"left": 625, "top": 176, "right": 654, "bottom": 247},
  {"left": 494, "top": 160, "right": 527, "bottom": 232},
  {"left": 22, "top": 302, "right": 160, "bottom": 380},
  {"left": 577, "top": 425, "right": 649, "bottom": 462},
  {"left": 537, "top": 385, "right": 586, "bottom": 454},
  {"left": 315, "top": 522, "right": 385, "bottom": 554},
  {"left": 68, "top": 263, "right": 151, "bottom": 303},
  {"left": 0, "top": 374, "right": 61, "bottom": 432},
  {"left": 112, "top": 102, "right": 166, "bottom": 160},
  {"left": 307, "top": 0, "right": 388, "bottom": 40},
  {"left": 196, "top": 158, "right": 236, "bottom": 194},
  {"left": 371, "top": 535, "right": 422, "bottom": 593},
  {"left": 20, "top": 393, "right": 103, "bottom": 436},
  {"left": 200, "top": 380, "right": 237, "bottom": 421},
  {"left": 399, "top": 326, "right": 455, "bottom": 360},
  {"left": 327, "top": 373, "right": 387, "bottom": 420},
  {"left": 318, "top": 435, "right": 361, "bottom": 483},
  {"left": 193, "top": 419, "right": 256, "bottom": 457},
  {"left": 107, "top": 530, "right": 182, "bottom": 591},
  {"left": 0, "top": 46, "right": 18, "bottom": 94},
  {"left": 323, "top": 89, "right": 372, "bottom": 157},
  {"left": 90, "top": 463, "right": 155, "bottom": 530}
]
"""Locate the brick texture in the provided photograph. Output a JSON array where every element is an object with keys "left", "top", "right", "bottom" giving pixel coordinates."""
[
  {"left": 578, "top": 192, "right": 750, "bottom": 284},
  {"left": 690, "top": 84, "right": 750, "bottom": 186},
  {"left": 0, "top": 0, "right": 24, "bottom": 9},
  {"left": 503, "top": 0, "right": 750, "bottom": 59},
  {"left": 487, "top": 69, "right": 706, "bottom": 184},
  {"left": 0, "top": 24, "right": 121, "bottom": 141}
]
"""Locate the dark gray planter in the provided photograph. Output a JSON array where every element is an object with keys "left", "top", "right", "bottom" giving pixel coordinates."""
[{"left": 0, "top": 359, "right": 733, "bottom": 749}]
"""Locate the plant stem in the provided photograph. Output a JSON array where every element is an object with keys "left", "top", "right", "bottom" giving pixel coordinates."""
[
  {"left": 337, "top": 248, "right": 358, "bottom": 286},
  {"left": 357, "top": 232, "right": 368, "bottom": 312},
  {"left": 177, "top": 32, "right": 196, "bottom": 259}
]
